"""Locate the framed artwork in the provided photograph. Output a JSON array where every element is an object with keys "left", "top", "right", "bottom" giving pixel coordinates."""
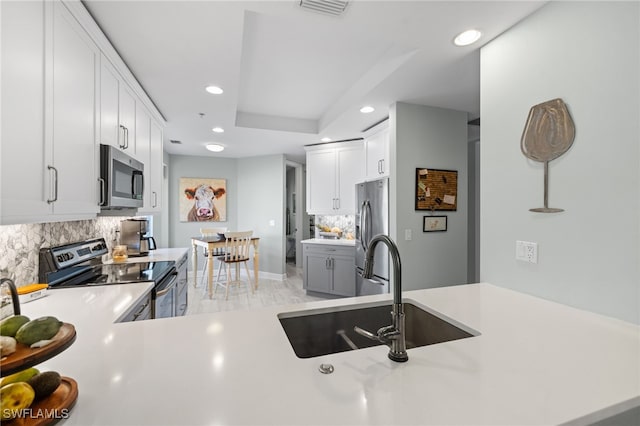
[
  {"left": 415, "top": 168, "right": 458, "bottom": 211},
  {"left": 179, "top": 177, "right": 227, "bottom": 222},
  {"left": 423, "top": 216, "right": 447, "bottom": 232}
]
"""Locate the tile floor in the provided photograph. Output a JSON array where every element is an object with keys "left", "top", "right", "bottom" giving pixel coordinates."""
[{"left": 185, "top": 263, "right": 327, "bottom": 315}]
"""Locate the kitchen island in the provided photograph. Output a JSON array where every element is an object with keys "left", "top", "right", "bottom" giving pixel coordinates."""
[{"left": 17, "top": 283, "right": 640, "bottom": 425}]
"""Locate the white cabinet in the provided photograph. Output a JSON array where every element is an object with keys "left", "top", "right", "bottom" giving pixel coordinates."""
[
  {"left": 100, "top": 54, "right": 136, "bottom": 155},
  {"left": 0, "top": 0, "right": 99, "bottom": 224},
  {"left": 364, "top": 125, "right": 390, "bottom": 180},
  {"left": 1, "top": 0, "right": 48, "bottom": 224},
  {"left": 148, "top": 121, "right": 164, "bottom": 211},
  {"left": 305, "top": 141, "right": 364, "bottom": 215},
  {"left": 45, "top": 1, "right": 100, "bottom": 217},
  {"left": 303, "top": 243, "right": 355, "bottom": 297},
  {"left": 137, "top": 106, "right": 163, "bottom": 213}
]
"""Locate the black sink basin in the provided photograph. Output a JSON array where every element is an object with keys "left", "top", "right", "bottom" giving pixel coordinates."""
[{"left": 278, "top": 300, "right": 478, "bottom": 359}]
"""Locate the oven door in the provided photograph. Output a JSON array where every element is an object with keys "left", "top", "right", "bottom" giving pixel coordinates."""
[{"left": 152, "top": 270, "right": 177, "bottom": 319}]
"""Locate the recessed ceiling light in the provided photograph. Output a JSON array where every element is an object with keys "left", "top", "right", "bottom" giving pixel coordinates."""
[
  {"left": 454, "top": 29, "right": 482, "bottom": 46},
  {"left": 212, "top": 127, "right": 224, "bottom": 133},
  {"left": 205, "top": 85, "right": 224, "bottom": 95},
  {"left": 360, "top": 106, "right": 375, "bottom": 114},
  {"left": 321, "top": 137, "right": 332, "bottom": 142},
  {"left": 206, "top": 143, "right": 225, "bottom": 152}
]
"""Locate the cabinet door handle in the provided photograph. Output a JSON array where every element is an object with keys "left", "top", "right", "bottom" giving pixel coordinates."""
[
  {"left": 47, "top": 165, "right": 58, "bottom": 204},
  {"left": 378, "top": 159, "right": 382, "bottom": 174},
  {"left": 335, "top": 198, "right": 340, "bottom": 210},
  {"left": 325, "top": 258, "right": 329, "bottom": 269},
  {"left": 152, "top": 191, "right": 158, "bottom": 208},
  {"left": 119, "top": 125, "right": 125, "bottom": 149},
  {"left": 98, "top": 177, "right": 105, "bottom": 206},
  {"left": 124, "top": 126, "right": 129, "bottom": 150},
  {"left": 379, "top": 159, "right": 384, "bottom": 174},
  {"left": 132, "top": 301, "right": 149, "bottom": 320}
]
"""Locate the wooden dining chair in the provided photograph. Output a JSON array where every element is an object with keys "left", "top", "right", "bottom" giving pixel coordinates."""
[
  {"left": 198, "top": 227, "right": 227, "bottom": 287},
  {"left": 213, "top": 231, "right": 253, "bottom": 300}
]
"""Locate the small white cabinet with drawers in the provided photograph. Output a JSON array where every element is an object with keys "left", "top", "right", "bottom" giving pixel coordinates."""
[{"left": 302, "top": 241, "right": 355, "bottom": 297}]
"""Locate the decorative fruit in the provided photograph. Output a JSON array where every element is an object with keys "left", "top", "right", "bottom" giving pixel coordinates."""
[
  {"left": 27, "top": 371, "right": 61, "bottom": 400},
  {"left": 0, "top": 382, "right": 35, "bottom": 420},
  {"left": 0, "top": 336, "right": 17, "bottom": 357},
  {"left": 15, "top": 316, "right": 63, "bottom": 346},
  {"left": 0, "top": 315, "right": 30, "bottom": 337},
  {"left": 0, "top": 367, "right": 40, "bottom": 387}
]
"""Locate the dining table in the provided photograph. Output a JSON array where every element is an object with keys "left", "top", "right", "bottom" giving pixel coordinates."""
[{"left": 191, "top": 235, "right": 260, "bottom": 298}]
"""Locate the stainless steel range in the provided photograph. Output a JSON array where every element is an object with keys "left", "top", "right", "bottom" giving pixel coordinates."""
[{"left": 38, "top": 238, "right": 184, "bottom": 321}]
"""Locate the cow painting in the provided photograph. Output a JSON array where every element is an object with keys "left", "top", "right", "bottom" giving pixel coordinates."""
[{"left": 184, "top": 184, "right": 226, "bottom": 222}]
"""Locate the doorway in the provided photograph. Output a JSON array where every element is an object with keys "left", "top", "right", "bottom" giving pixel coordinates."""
[{"left": 285, "top": 161, "right": 305, "bottom": 273}]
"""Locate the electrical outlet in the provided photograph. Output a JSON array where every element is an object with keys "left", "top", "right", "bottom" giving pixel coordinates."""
[{"left": 516, "top": 240, "right": 538, "bottom": 263}]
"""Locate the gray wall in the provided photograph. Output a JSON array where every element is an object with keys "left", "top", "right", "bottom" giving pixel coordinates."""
[
  {"left": 168, "top": 154, "right": 238, "bottom": 262},
  {"left": 168, "top": 153, "right": 286, "bottom": 277},
  {"left": 390, "top": 102, "right": 469, "bottom": 291},
  {"left": 480, "top": 1, "right": 639, "bottom": 323},
  {"left": 237, "top": 155, "right": 286, "bottom": 277}
]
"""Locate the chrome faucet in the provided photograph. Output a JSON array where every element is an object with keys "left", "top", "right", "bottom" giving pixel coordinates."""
[{"left": 354, "top": 235, "right": 408, "bottom": 362}]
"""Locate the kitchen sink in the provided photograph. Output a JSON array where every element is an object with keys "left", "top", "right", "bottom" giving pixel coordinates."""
[{"left": 278, "top": 299, "right": 478, "bottom": 358}]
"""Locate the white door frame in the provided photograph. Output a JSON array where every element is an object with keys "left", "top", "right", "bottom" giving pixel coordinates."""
[{"left": 285, "top": 160, "right": 304, "bottom": 270}]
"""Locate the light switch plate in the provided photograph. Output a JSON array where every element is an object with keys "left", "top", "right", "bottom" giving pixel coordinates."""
[
  {"left": 405, "top": 229, "right": 412, "bottom": 241},
  {"left": 516, "top": 240, "right": 538, "bottom": 263}
]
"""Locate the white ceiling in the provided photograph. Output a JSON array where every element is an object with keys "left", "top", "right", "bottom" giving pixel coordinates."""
[{"left": 83, "top": 0, "right": 546, "bottom": 163}]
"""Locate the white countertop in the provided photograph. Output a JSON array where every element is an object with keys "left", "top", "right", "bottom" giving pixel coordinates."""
[
  {"left": 18, "top": 283, "right": 640, "bottom": 425},
  {"left": 302, "top": 238, "right": 356, "bottom": 246}
]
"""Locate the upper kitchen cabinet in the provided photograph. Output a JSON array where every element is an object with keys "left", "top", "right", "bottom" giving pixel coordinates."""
[
  {"left": 305, "top": 141, "right": 364, "bottom": 215},
  {"left": 100, "top": 55, "right": 137, "bottom": 156},
  {"left": 364, "top": 122, "right": 390, "bottom": 180},
  {"left": 0, "top": 0, "right": 165, "bottom": 225},
  {"left": 137, "top": 106, "right": 163, "bottom": 214},
  {"left": 0, "top": 0, "right": 100, "bottom": 224}
]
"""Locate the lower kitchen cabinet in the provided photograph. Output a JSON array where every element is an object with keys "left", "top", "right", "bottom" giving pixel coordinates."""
[
  {"left": 175, "top": 252, "right": 188, "bottom": 316},
  {"left": 303, "top": 243, "right": 355, "bottom": 297},
  {"left": 118, "top": 292, "right": 152, "bottom": 322}
]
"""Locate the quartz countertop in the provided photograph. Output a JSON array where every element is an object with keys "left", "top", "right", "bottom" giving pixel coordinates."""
[
  {"left": 302, "top": 238, "right": 356, "bottom": 246},
  {"left": 17, "top": 283, "right": 640, "bottom": 425},
  {"left": 102, "top": 247, "right": 188, "bottom": 264}
]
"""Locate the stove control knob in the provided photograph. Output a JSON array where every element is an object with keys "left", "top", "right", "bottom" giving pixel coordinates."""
[{"left": 56, "top": 255, "right": 64, "bottom": 263}]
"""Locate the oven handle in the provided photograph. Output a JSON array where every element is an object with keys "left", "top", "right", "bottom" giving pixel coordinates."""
[{"left": 155, "top": 272, "right": 178, "bottom": 297}]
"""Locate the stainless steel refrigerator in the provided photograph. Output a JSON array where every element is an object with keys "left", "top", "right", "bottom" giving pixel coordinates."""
[{"left": 355, "top": 178, "right": 390, "bottom": 296}]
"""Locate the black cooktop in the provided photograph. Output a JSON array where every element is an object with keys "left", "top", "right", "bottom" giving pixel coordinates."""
[{"left": 48, "top": 261, "right": 175, "bottom": 288}]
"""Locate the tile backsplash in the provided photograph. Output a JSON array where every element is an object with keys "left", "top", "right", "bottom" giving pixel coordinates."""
[
  {"left": 315, "top": 215, "right": 355, "bottom": 239},
  {"left": 0, "top": 217, "right": 128, "bottom": 286}
]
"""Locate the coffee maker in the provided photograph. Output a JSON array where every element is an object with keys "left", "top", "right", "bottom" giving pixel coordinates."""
[{"left": 120, "top": 218, "right": 156, "bottom": 256}]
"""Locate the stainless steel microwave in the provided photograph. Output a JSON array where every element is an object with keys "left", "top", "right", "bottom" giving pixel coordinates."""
[{"left": 99, "top": 144, "right": 144, "bottom": 209}]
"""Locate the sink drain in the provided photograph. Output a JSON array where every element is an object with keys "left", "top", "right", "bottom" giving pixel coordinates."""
[{"left": 318, "top": 363, "right": 334, "bottom": 374}]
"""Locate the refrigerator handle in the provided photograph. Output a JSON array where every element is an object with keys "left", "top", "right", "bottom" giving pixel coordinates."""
[
  {"left": 364, "top": 200, "right": 372, "bottom": 247},
  {"left": 359, "top": 200, "right": 368, "bottom": 251}
]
